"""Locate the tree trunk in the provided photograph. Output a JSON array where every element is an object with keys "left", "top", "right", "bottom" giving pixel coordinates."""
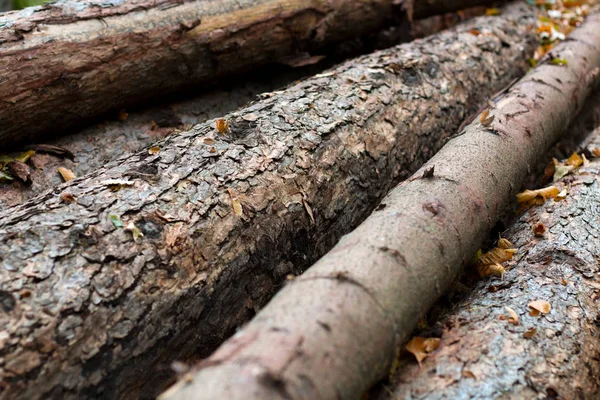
[
  {"left": 0, "top": 5, "right": 537, "bottom": 400},
  {"left": 381, "top": 93, "right": 600, "bottom": 400},
  {"left": 159, "top": 12, "right": 600, "bottom": 400},
  {"left": 0, "top": 0, "right": 496, "bottom": 147},
  {"left": 0, "top": 4, "right": 488, "bottom": 211}
]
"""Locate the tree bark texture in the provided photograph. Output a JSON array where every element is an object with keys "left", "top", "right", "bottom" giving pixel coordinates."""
[
  {"left": 0, "top": 3, "right": 488, "bottom": 211},
  {"left": 160, "top": 12, "right": 600, "bottom": 400},
  {"left": 0, "top": 0, "right": 498, "bottom": 147},
  {"left": 0, "top": 5, "right": 537, "bottom": 400},
  {"left": 382, "top": 98, "right": 600, "bottom": 400}
]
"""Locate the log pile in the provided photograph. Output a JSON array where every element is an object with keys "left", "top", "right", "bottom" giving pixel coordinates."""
[{"left": 2, "top": 1, "right": 600, "bottom": 399}]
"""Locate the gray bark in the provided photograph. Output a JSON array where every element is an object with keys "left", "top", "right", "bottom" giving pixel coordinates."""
[{"left": 0, "top": 5, "right": 536, "bottom": 400}]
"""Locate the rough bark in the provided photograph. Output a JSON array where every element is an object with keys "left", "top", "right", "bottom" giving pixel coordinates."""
[
  {"left": 381, "top": 94, "right": 600, "bottom": 400},
  {"left": 159, "top": 12, "right": 600, "bottom": 400},
  {"left": 0, "top": 5, "right": 537, "bottom": 400},
  {"left": 0, "top": 0, "right": 497, "bottom": 147},
  {"left": 0, "top": 5, "right": 488, "bottom": 211}
]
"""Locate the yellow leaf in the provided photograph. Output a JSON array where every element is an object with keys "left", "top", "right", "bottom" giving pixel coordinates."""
[
  {"left": 149, "top": 146, "right": 160, "bottom": 155},
  {"left": 516, "top": 186, "right": 560, "bottom": 203},
  {"left": 528, "top": 300, "right": 551, "bottom": 315},
  {"left": 227, "top": 188, "right": 243, "bottom": 217},
  {"left": 405, "top": 337, "right": 440, "bottom": 366},
  {"left": 125, "top": 222, "right": 144, "bottom": 241},
  {"left": 215, "top": 118, "right": 229, "bottom": 134},
  {"left": 15, "top": 150, "right": 35, "bottom": 163},
  {"left": 565, "top": 152, "right": 583, "bottom": 167},
  {"left": 477, "top": 262, "right": 505, "bottom": 278},
  {"left": 497, "top": 238, "right": 514, "bottom": 249},
  {"left": 479, "top": 247, "right": 516, "bottom": 266},
  {"left": 485, "top": 7, "right": 501, "bottom": 16},
  {"left": 57, "top": 167, "right": 76, "bottom": 182}
]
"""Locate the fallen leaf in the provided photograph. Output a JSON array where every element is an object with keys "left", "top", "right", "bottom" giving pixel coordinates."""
[
  {"left": 505, "top": 306, "right": 519, "bottom": 325},
  {"left": 462, "top": 370, "right": 477, "bottom": 379},
  {"left": 479, "top": 247, "right": 517, "bottom": 265},
  {"left": 203, "top": 138, "right": 216, "bottom": 145},
  {"left": 109, "top": 214, "right": 124, "bottom": 228},
  {"left": 215, "top": 118, "right": 229, "bottom": 134},
  {"left": 118, "top": 110, "right": 129, "bottom": 121},
  {"left": 485, "top": 7, "right": 501, "bottom": 16},
  {"left": 528, "top": 300, "right": 551, "bottom": 316},
  {"left": 555, "top": 188, "right": 568, "bottom": 201},
  {"left": 523, "top": 327, "right": 536, "bottom": 338},
  {"left": 550, "top": 57, "right": 568, "bottom": 65},
  {"left": 591, "top": 147, "right": 600, "bottom": 158},
  {"left": 301, "top": 197, "right": 315, "bottom": 225},
  {"left": 0, "top": 170, "right": 14, "bottom": 182},
  {"left": 60, "top": 192, "right": 76, "bottom": 203},
  {"left": 405, "top": 337, "right": 440, "bottom": 366},
  {"left": 15, "top": 150, "right": 35, "bottom": 163},
  {"left": 561, "top": 278, "right": 568, "bottom": 286},
  {"left": 533, "top": 223, "right": 546, "bottom": 237},
  {"left": 469, "top": 29, "right": 481, "bottom": 36},
  {"left": 516, "top": 186, "right": 560, "bottom": 204},
  {"left": 7, "top": 161, "right": 30, "bottom": 182},
  {"left": 477, "top": 263, "right": 505, "bottom": 278},
  {"left": 553, "top": 165, "right": 574, "bottom": 181},
  {"left": 479, "top": 109, "right": 495, "bottom": 126},
  {"left": 125, "top": 222, "right": 144, "bottom": 241},
  {"left": 565, "top": 152, "right": 583, "bottom": 167},
  {"left": 57, "top": 167, "right": 76, "bottom": 182},
  {"left": 149, "top": 146, "right": 160, "bottom": 155},
  {"left": 227, "top": 188, "right": 243, "bottom": 217},
  {"left": 497, "top": 238, "right": 514, "bottom": 249}
]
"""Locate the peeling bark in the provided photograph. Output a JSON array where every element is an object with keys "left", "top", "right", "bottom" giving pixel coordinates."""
[
  {"left": 0, "top": 0, "right": 498, "bottom": 147},
  {"left": 0, "top": 5, "right": 537, "bottom": 400},
  {"left": 159, "top": 12, "right": 600, "bottom": 400},
  {"left": 0, "top": 5, "right": 488, "bottom": 211},
  {"left": 381, "top": 94, "right": 600, "bottom": 400}
]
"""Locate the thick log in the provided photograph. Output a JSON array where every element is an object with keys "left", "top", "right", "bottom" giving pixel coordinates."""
[
  {"left": 0, "top": 5, "right": 536, "bottom": 400},
  {"left": 160, "top": 12, "right": 600, "bottom": 400},
  {"left": 382, "top": 93, "right": 600, "bottom": 400},
  {"left": 0, "top": 5, "right": 488, "bottom": 211},
  {"left": 0, "top": 0, "right": 497, "bottom": 147}
]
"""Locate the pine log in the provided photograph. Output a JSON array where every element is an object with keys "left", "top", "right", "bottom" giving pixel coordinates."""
[
  {"left": 0, "top": 5, "right": 488, "bottom": 211},
  {"left": 0, "top": 0, "right": 498, "bottom": 147},
  {"left": 0, "top": 5, "right": 537, "bottom": 400},
  {"left": 159, "top": 12, "right": 600, "bottom": 400},
  {"left": 382, "top": 92, "right": 600, "bottom": 400}
]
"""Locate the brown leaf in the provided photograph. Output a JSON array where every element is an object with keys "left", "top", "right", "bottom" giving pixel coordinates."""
[
  {"left": 149, "top": 146, "right": 160, "bottom": 155},
  {"left": 215, "top": 118, "right": 229, "bottom": 134},
  {"left": 57, "top": 167, "right": 76, "bottom": 182},
  {"left": 7, "top": 160, "right": 30, "bottom": 182},
  {"left": 25, "top": 144, "right": 75, "bottom": 160},
  {"left": 203, "top": 138, "right": 216, "bottom": 145},
  {"left": 59, "top": 192, "right": 76, "bottom": 203},
  {"left": 565, "top": 152, "right": 583, "bottom": 167},
  {"left": 516, "top": 186, "right": 560, "bottom": 203},
  {"left": 479, "top": 109, "right": 495, "bottom": 126},
  {"left": 523, "top": 327, "right": 536, "bottom": 338},
  {"left": 528, "top": 300, "right": 551, "bottom": 315},
  {"left": 533, "top": 223, "right": 546, "bottom": 237},
  {"left": 405, "top": 337, "right": 440, "bottom": 366},
  {"left": 462, "top": 370, "right": 477, "bottom": 379},
  {"left": 301, "top": 197, "right": 315, "bottom": 225},
  {"left": 118, "top": 109, "right": 129, "bottom": 121}
]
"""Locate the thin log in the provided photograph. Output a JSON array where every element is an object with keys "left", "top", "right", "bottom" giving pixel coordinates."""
[
  {"left": 0, "top": 5, "right": 537, "bottom": 400},
  {"left": 159, "top": 12, "right": 600, "bottom": 400},
  {"left": 382, "top": 93, "right": 600, "bottom": 400},
  {"left": 0, "top": 0, "right": 498, "bottom": 147}
]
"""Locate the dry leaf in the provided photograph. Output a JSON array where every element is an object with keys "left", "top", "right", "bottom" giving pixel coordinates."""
[
  {"left": 215, "top": 118, "right": 229, "bottom": 134},
  {"left": 555, "top": 188, "right": 568, "bottom": 201},
  {"left": 118, "top": 110, "right": 129, "bottom": 121},
  {"left": 516, "top": 186, "right": 560, "bottom": 204},
  {"left": 57, "top": 167, "right": 76, "bottom": 182},
  {"left": 553, "top": 165, "right": 574, "bottom": 181},
  {"left": 203, "top": 138, "right": 216, "bottom": 145},
  {"left": 405, "top": 337, "right": 440, "bottom": 366},
  {"left": 7, "top": 161, "right": 31, "bottom": 183},
  {"left": 469, "top": 29, "right": 481, "bottom": 36},
  {"left": 497, "top": 238, "right": 514, "bottom": 249},
  {"left": 301, "top": 197, "right": 315, "bottom": 225},
  {"left": 479, "top": 109, "right": 495, "bottom": 126},
  {"left": 149, "top": 146, "right": 160, "bottom": 155},
  {"left": 60, "top": 192, "right": 76, "bottom": 203},
  {"left": 485, "top": 7, "right": 501, "bottom": 15},
  {"left": 561, "top": 278, "right": 568, "bottom": 286},
  {"left": 25, "top": 144, "right": 75, "bottom": 160},
  {"left": 533, "top": 223, "right": 546, "bottom": 237},
  {"left": 565, "top": 152, "right": 583, "bottom": 167},
  {"left": 477, "top": 263, "right": 505, "bottom": 278},
  {"left": 462, "top": 370, "right": 477, "bottom": 379},
  {"left": 528, "top": 300, "right": 551, "bottom": 315},
  {"left": 227, "top": 188, "right": 243, "bottom": 217},
  {"left": 479, "top": 247, "right": 516, "bottom": 265},
  {"left": 125, "top": 222, "right": 144, "bottom": 241},
  {"left": 591, "top": 147, "right": 600, "bottom": 158},
  {"left": 523, "top": 327, "right": 536, "bottom": 338},
  {"left": 505, "top": 306, "right": 519, "bottom": 325}
]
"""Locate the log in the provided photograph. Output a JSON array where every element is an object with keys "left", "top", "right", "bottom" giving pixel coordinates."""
[
  {"left": 0, "top": 5, "right": 489, "bottom": 211},
  {"left": 0, "top": 0, "right": 498, "bottom": 147},
  {"left": 0, "top": 5, "right": 537, "bottom": 399},
  {"left": 159, "top": 11, "right": 600, "bottom": 400},
  {"left": 382, "top": 93, "right": 600, "bottom": 399}
]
